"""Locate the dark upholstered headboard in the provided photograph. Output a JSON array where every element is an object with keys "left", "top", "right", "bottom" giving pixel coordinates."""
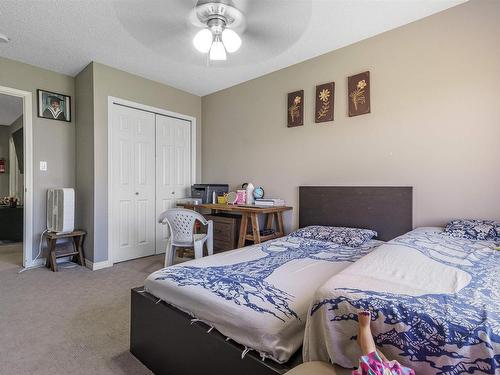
[{"left": 299, "top": 186, "right": 413, "bottom": 241}]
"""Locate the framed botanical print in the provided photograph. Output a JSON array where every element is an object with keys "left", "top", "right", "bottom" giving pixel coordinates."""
[
  {"left": 348, "top": 71, "right": 370, "bottom": 117},
  {"left": 37, "top": 89, "right": 71, "bottom": 122},
  {"left": 315, "top": 82, "right": 335, "bottom": 123},
  {"left": 287, "top": 90, "right": 304, "bottom": 127}
]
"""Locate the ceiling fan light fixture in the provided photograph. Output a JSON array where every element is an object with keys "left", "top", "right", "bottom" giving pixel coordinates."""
[
  {"left": 191, "top": 1, "right": 243, "bottom": 62},
  {"left": 221, "top": 29, "right": 241, "bottom": 53},
  {"left": 193, "top": 28, "right": 213, "bottom": 53},
  {"left": 209, "top": 37, "right": 227, "bottom": 61}
]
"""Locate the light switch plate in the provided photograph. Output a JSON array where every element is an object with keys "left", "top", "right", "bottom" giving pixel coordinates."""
[{"left": 39, "top": 161, "right": 47, "bottom": 171}]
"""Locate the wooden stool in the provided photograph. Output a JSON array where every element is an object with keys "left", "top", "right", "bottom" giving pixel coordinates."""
[{"left": 45, "top": 230, "right": 86, "bottom": 272}]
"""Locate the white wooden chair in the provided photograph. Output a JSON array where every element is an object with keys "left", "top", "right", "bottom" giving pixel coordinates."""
[{"left": 158, "top": 208, "right": 213, "bottom": 267}]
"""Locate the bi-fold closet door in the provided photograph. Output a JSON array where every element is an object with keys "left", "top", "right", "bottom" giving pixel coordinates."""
[
  {"left": 155, "top": 114, "right": 192, "bottom": 257},
  {"left": 111, "top": 104, "right": 191, "bottom": 263}
]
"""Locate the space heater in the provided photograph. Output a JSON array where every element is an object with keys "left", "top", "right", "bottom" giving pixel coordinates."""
[{"left": 47, "top": 188, "right": 75, "bottom": 234}]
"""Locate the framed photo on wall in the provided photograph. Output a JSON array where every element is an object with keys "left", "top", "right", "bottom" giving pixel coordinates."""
[
  {"left": 348, "top": 71, "right": 370, "bottom": 117},
  {"left": 287, "top": 90, "right": 304, "bottom": 127},
  {"left": 37, "top": 89, "right": 71, "bottom": 122}
]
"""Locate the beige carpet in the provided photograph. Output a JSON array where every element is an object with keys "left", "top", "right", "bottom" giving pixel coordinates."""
[
  {"left": 0, "top": 243, "right": 160, "bottom": 375},
  {"left": 0, "top": 245, "right": 350, "bottom": 375},
  {"left": 0, "top": 242, "right": 24, "bottom": 271}
]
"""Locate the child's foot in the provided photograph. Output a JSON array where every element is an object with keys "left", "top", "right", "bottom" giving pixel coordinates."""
[
  {"left": 357, "top": 310, "right": 377, "bottom": 356},
  {"left": 358, "top": 310, "right": 371, "bottom": 328}
]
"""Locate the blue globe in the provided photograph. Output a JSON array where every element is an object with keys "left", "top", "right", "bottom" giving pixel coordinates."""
[{"left": 253, "top": 187, "right": 264, "bottom": 199}]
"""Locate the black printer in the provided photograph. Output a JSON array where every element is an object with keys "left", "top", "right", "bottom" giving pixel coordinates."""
[{"left": 191, "top": 184, "right": 229, "bottom": 204}]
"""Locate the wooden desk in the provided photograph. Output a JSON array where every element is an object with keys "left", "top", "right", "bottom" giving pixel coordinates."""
[{"left": 178, "top": 204, "right": 293, "bottom": 248}]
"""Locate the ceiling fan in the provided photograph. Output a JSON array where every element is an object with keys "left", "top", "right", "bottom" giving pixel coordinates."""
[
  {"left": 113, "top": 0, "right": 312, "bottom": 67},
  {"left": 191, "top": 1, "right": 244, "bottom": 61}
]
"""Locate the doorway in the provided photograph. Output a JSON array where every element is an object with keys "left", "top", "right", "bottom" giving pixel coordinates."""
[
  {"left": 108, "top": 97, "right": 196, "bottom": 264},
  {"left": 0, "top": 86, "right": 33, "bottom": 269}
]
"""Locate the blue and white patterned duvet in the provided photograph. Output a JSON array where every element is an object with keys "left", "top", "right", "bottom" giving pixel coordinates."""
[
  {"left": 303, "top": 227, "right": 499, "bottom": 374},
  {"left": 144, "top": 235, "right": 382, "bottom": 363}
]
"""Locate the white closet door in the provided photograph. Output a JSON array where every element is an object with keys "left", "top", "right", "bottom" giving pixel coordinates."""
[
  {"left": 112, "top": 105, "right": 156, "bottom": 262},
  {"left": 155, "top": 114, "right": 192, "bottom": 254}
]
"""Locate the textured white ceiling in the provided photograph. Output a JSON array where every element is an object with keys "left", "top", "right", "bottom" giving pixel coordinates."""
[
  {"left": 0, "top": 93, "right": 22, "bottom": 126},
  {"left": 0, "top": 0, "right": 466, "bottom": 96}
]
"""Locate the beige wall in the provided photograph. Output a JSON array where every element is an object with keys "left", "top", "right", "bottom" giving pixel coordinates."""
[
  {"left": 0, "top": 57, "right": 201, "bottom": 264},
  {"left": 202, "top": 0, "right": 500, "bottom": 231},
  {"left": 81, "top": 62, "right": 202, "bottom": 262},
  {"left": 0, "top": 56, "right": 75, "bottom": 261},
  {"left": 75, "top": 63, "right": 95, "bottom": 258}
]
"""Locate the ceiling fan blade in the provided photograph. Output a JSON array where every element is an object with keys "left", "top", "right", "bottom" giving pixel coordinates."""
[
  {"left": 113, "top": 0, "right": 197, "bottom": 48},
  {"left": 224, "top": 0, "right": 312, "bottom": 64},
  {"left": 244, "top": 0, "right": 312, "bottom": 32}
]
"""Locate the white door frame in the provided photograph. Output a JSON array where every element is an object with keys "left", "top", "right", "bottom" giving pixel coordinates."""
[
  {"left": 107, "top": 96, "right": 197, "bottom": 265},
  {"left": 0, "top": 85, "right": 34, "bottom": 268}
]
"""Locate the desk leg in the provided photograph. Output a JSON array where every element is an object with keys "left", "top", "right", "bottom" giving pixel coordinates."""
[
  {"left": 265, "top": 213, "right": 274, "bottom": 230},
  {"left": 238, "top": 213, "right": 248, "bottom": 248},
  {"left": 276, "top": 212, "right": 285, "bottom": 237},
  {"left": 250, "top": 213, "right": 261, "bottom": 244}
]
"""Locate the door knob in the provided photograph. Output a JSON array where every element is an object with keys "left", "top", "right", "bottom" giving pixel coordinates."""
[
  {"left": 171, "top": 192, "right": 175, "bottom": 195},
  {"left": 135, "top": 192, "right": 139, "bottom": 195}
]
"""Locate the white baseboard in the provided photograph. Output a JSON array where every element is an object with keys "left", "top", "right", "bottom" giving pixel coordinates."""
[
  {"left": 23, "top": 257, "right": 110, "bottom": 272},
  {"left": 85, "top": 258, "right": 113, "bottom": 271}
]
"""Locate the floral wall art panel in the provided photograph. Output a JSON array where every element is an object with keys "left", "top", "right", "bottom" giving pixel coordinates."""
[
  {"left": 287, "top": 90, "right": 304, "bottom": 127},
  {"left": 348, "top": 71, "right": 370, "bottom": 117},
  {"left": 315, "top": 82, "right": 335, "bottom": 123}
]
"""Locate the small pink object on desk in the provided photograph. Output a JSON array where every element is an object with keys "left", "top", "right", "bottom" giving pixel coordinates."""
[{"left": 235, "top": 190, "right": 246, "bottom": 204}]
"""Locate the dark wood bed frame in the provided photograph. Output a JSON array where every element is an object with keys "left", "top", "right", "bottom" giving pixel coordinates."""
[
  {"left": 299, "top": 186, "right": 413, "bottom": 241},
  {"left": 130, "top": 186, "right": 413, "bottom": 375}
]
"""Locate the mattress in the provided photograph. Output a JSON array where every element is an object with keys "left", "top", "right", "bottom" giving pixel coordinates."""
[
  {"left": 144, "top": 235, "right": 382, "bottom": 363},
  {"left": 303, "top": 227, "right": 500, "bottom": 374}
]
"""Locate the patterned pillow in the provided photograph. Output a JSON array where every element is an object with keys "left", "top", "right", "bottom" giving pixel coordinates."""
[
  {"left": 289, "top": 226, "right": 377, "bottom": 247},
  {"left": 443, "top": 219, "right": 500, "bottom": 241}
]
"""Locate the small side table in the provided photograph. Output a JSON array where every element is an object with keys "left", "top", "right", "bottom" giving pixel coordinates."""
[{"left": 45, "top": 230, "right": 86, "bottom": 272}]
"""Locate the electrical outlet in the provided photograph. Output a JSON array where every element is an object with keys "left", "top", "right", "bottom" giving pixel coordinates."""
[{"left": 39, "top": 161, "right": 47, "bottom": 171}]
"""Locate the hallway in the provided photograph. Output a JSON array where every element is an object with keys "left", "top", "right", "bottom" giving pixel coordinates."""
[{"left": 0, "top": 241, "right": 22, "bottom": 271}]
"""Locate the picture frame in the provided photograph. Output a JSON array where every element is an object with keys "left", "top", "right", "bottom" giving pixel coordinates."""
[
  {"left": 287, "top": 90, "right": 304, "bottom": 127},
  {"left": 37, "top": 89, "right": 71, "bottom": 122},
  {"left": 348, "top": 71, "right": 370, "bottom": 117},
  {"left": 315, "top": 82, "right": 335, "bottom": 123}
]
